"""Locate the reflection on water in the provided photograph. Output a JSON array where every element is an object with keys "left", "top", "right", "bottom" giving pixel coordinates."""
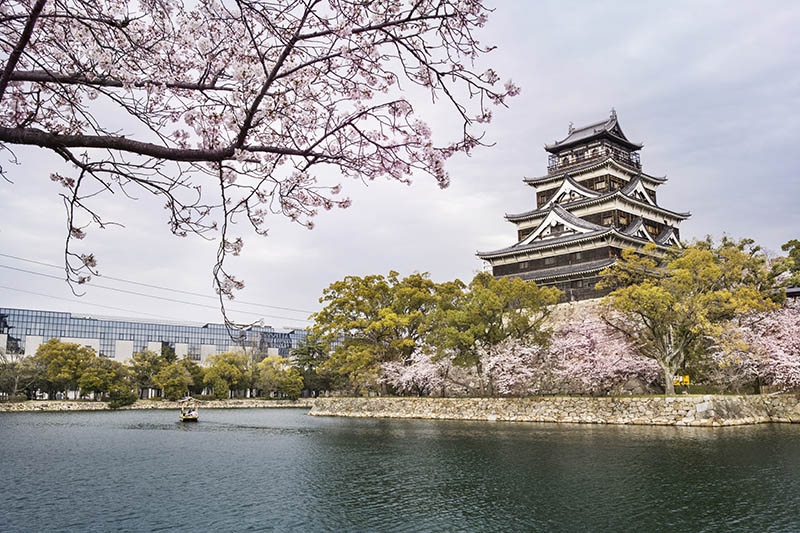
[{"left": 1, "top": 409, "right": 799, "bottom": 532}]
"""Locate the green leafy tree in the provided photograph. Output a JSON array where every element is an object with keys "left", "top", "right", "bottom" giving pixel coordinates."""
[
  {"left": 204, "top": 352, "right": 250, "bottom": 399},
  {"left": 129, "top": 350, "right": 166, "bottom": 398},
  {"left": 154, "top": 362, "right": 192, "bottom": 401},
  {"left": 424, "top": 272, "right": 561, "bottom": 395},
  {"left": 33, "top": 339, "right": 95, "bottom": 398},
  {"left": 291, "top": 335, "right": 331, "bottom": 395},
  {"left": 161, "top": 343, "right": 177, "bottom": 364},
  {"left": 78, "top": 356, "right": 131, "bottom": 400},
  {"left": 178, "top": 358, "right": 206, "bottom": 396},
  {"left": 108, "top": 389, "right": 138, "bottom": 409},
  {"left": 772, "top": 239, "right": 800, "bottom": 288},
  {"left": 598, "top": 240, "right": 779, "bottom": 394},
  {"left": 313, "top": 271, "right": 439, "bottom": 393},
  {"left": 279, "top": 368, "right": 304, "bottom": 400},
  {"left": 0, "top": 349, "right": 38, "bottom": 399},
  {"left": 257, "top": 355, "right": 304, "bottom": 400}
]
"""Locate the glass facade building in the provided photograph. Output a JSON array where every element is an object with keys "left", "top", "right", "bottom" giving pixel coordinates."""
[{"left": 0, "top": 307, "right": 307, "bottom": 363}]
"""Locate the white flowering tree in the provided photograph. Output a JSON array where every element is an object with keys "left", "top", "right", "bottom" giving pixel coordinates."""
[
  {"left": 0, "top": 0, "right": 517, "bottom": 317},
  {"left": 709, "top": 300, "right": 800, "bottom": 392},
  {"left": 549, "top": 308, "right": 661, "bottom": 394}
]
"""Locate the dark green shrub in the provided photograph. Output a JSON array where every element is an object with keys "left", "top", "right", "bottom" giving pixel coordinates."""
[{"left": 108, "top": 389, "right": 138, "bottom": 409}]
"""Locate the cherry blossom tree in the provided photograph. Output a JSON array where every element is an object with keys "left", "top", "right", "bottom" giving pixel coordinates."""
[
  {"left": 0, "top": 0, "right": 517, "bottom": 320},
  {"left": 709, "top": 300, "right": 800, "bottom": 392},
  {"left": 549, "top": 307, "right": 661, "bottom": 394},
  {"left": 381, "top": 347, "right": 446, "bottom": 396},
  {"left": 479, "top": 339, "right": 554, "bottom": 396},
  {"left": 381, "top": 306, "right": 662, "bottom": 397}
]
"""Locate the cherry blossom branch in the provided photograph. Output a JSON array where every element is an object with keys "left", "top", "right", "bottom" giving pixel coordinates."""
[{"left": 0, "top": 0, "right": 47, "bottom": 101}]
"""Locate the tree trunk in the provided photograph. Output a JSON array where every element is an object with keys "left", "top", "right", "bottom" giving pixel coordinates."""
[
  {"left": 476, "top": 362, "right": 484, "bottom": 397},
  {"left": 663, "top": 365, "right": 675, "bottom": 395}
]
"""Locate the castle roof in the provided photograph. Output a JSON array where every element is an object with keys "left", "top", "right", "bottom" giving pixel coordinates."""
[
  {"left": 545, "top": 111, "right": 643, "bottom": 153},
  {"left": 523, "top": 157, "right": 667, "bottom": 186},
  {"left": 505, "top": 187, "right": 691, "bottom": 223},
  {"left": 502, "top": 258, "right": 617, "bottom": 283},
  {"left": 654, "top": 225, "right": 681, "bottom": 246},
  {"left": 477, "top": 228, "right": 612, "bottom": 259}
]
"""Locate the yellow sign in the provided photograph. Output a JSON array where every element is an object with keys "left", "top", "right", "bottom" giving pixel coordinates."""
[{"left": 673, "top": 375, "right": 690, "bottom": 386}]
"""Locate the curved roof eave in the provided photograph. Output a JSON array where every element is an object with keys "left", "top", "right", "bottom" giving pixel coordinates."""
[
  {"left": 476, "top": 229, "right": 612, "bottom": 259},
  {"left": 523, "top": 158, "right": 667, "bottom": 186},
  {"left": 506, "top": 189, "right": 690, "bottom": 223}
]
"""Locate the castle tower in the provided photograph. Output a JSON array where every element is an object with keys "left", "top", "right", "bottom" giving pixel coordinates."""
[{"left": 477, "top": 111, "right": 690, "bottom": 301}]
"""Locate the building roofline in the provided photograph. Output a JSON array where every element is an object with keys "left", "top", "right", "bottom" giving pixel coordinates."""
[
  {"left": 544, "top": 113, "right": 643, "bottom": 153},
  {"left": 506, "top": 188, "right": 690, "bottom": 223},
  {"left": 499, "top": 258, "right": 618, "bottom": 282},
  {"left": 523, "top": 157, "right": 667, "bottom": 187},
  {"left": 477, "top": 225, "right": 676, "bottom": 261}
]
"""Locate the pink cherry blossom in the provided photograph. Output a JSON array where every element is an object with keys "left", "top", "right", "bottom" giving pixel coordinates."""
[{"left": 0, "top": 0, "right": 517, "bottom": 315}]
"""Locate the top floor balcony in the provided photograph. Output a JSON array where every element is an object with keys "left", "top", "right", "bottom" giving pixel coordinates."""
[{"left": 548, "top": 143, "right": 641, "bottom": 173}]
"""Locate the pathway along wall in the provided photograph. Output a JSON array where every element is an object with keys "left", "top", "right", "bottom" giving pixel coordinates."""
[
  {"left": 0, "top": 399, "right": 313, "bottom": 412},
  {"left": 310, "top": 395, "right": 800, "bottom": 426}
]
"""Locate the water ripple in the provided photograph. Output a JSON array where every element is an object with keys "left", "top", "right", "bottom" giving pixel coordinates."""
[{"left": 1, "top": 409, "right": 799, "bottom": 531}]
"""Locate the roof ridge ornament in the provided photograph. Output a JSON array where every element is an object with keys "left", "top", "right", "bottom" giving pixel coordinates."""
[
  {"left": 568, "top": 121, "right": 575, "bottom": 134},
  {"left": 610, "top": 107, "right": 617, "bottom": 120}
]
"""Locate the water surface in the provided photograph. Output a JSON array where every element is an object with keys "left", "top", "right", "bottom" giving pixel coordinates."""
[{"left": 1, "top": 409, "right": 798, "bottom": 531}]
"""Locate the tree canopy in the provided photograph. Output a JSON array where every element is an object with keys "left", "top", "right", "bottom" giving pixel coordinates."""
[
  {"left": 0, "top": 0, "right": 516, "bottom": 311},
  {"left": 313, "top": 270, "right": 561, "bottom": 394},
  {"left": 313, "top": 270, "right": 439, "bottom": 391},
  {"left": 204, "top": 351, "right": 250, "bottom": 399},
  {"left": 598, "top": 240, "right": 779, "bottom": 394}
]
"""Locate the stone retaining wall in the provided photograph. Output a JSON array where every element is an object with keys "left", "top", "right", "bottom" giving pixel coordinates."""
[
  {"left": 0, "top": 398, "right": 314, "bottom": 412},
  {"left": 309, "top": 395, "right": 800, "bottom": 426}
]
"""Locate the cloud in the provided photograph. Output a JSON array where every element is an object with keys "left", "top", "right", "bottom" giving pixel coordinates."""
[{"left": 1, "top": 1, "right": 798, "bottom": 325}]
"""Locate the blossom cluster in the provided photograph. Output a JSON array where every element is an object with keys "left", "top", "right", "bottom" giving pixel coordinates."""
[
  {"left": 1, "top": 0, "right": 516, "bottom": 300},
  {"left": 382, "top": 307, "right": 661, "bottom": 396}
]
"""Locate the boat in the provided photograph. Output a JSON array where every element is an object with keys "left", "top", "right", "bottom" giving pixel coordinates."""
[{"left": 178, "top": 397, "right": 199, "bottom": 422}]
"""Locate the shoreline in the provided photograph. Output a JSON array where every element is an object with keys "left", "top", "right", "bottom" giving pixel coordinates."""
[
  {"left": 309, "top": 395, "right": 800, "bottom": 427},
  {"left": 5, "top": 395, "right": 800, "bottom": 426},
  {"left": 0, "top": 398, "right": 314, "bottom": 412}
]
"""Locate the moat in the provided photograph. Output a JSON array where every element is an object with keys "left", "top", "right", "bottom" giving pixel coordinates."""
[{"left": 2, "top": 408, "right": 799, "bottom": 531}]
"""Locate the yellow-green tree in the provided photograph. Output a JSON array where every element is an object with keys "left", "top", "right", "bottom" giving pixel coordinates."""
[
  {"left": 313, "top": 271, "right": 439, "bottom": 393},
  {"left": 154, "top": 362, "right": 193, "bottom": 401},
  {"left": 33, "top": 339, "right": 95, "bottom": 398},
  {"left": 424, "top": 272, "right": 562, "bottom": 396},
  {"left": 78, "top": 356, "right": 131, "bottom": 400},
  {"left": 598, "top": 239, "right": 778, "bottom": 394},
  {"left": 257, "top": 355, "right": 304, "bottom": 400},
  {"left": 129, "top": 350, "right": 166, "bottom": 398},
  {"left": 204, "top": 352, "right": 250, "bottom": 399}
]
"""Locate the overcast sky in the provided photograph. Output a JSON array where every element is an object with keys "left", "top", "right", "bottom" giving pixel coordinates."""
[{"left": 1, "top": 1, "right": 799, "bottom": 330}]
